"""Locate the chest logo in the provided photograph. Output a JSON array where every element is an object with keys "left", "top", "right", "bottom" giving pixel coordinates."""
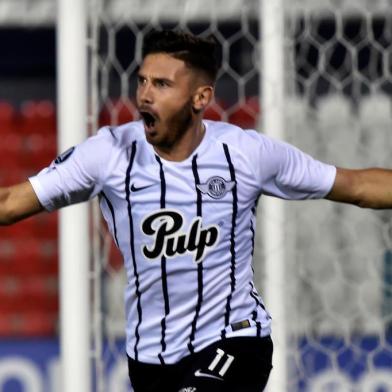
[
  {"left": 196, "top": 176, "right": 235, "bottom": 199},
  {"left": 141, "top": 210, "right": 219, "bottom": 263},
  {"left": 131, "top": 183, "right": 154, "bottom": 192}
]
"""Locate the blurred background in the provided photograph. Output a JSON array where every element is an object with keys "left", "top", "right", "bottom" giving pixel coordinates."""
[
  {"left": 0, "top": 2, "right": 59, "bottom": 391},
  {"left": 0, "top": 0, "right": 392, "bottom": 391}
]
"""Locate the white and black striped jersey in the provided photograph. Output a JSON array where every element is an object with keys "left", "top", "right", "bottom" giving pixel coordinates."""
[{"left": 29, "top": 120, "right": 336, "bottom": 364}]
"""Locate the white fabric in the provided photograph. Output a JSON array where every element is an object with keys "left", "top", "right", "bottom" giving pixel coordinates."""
[{"left": 29, "top": 120, "right": 336, "bottom": 364}]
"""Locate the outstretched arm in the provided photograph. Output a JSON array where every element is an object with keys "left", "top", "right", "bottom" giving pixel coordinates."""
[
  {"left": 0, "top": 181, "right": 44, "bottom": 225},
  {"left": 326, "top": 167, "right": 392, "bottom": 209}
]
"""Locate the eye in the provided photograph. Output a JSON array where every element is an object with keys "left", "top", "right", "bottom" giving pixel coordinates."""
[
  {"left": 155, "top": 79, "right": 168, "bottom": 88},
  {"left": 137, "top": 76, "right": 146, "bottom": 86}
]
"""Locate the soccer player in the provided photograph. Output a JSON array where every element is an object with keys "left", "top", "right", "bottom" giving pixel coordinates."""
[{"left": 1, "top": 30, "right": 392, "bottom": 392}]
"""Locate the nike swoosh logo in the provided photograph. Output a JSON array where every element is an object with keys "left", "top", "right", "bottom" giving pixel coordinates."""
[
  {"left": 131, "top": 183, "right": 154, "bottom": 192},
  {"left": 194, "top": 369, "right": 223, "bottom": 381}
]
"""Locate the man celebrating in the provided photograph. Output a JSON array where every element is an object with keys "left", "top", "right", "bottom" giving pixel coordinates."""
[{"left": 1, "top": 30, "right": 392, "bottom": 392}]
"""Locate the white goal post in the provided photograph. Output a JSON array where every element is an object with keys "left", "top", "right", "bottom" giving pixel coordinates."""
[
  {"left": 260, "top": 1, "right": 287, "bottom": 390},
  {"left": 56, "top": 0, "right": 392, "bottom": 391},
  {"left": 57, "top": 1, "right": 91, "bottom": 392}
]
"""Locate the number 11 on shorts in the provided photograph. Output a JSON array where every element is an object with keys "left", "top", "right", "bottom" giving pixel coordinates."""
[{"left": 208, "top": 348, "right": 235, "bottom": 376}]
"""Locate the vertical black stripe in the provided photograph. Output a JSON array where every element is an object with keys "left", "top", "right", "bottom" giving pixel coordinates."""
[
  {"left": 188, "top": 154, "right": 204, "bottom": 354},
  {"left": 250, "top": 219, "right": 255, "bottom": 257},
  {"left": 101, "top": 192, "right": 119, "bottom": 248},
  {"left": 251, "top": 310, "right": 261, "bottom": 337},
  {"left": 249, "top": 283, "right": 262, "bottom": 337},
  {"left": 249, "top": 199, "right": 260, "bottom": 336},
  {"left": 249, "top": 281, "right": 267, "bottom": 311},
  {"left": 221, "top": 143, "right": 238, "bottom": 339},
  {"left": 125, "top": 141, "right": 143, "bottom": 360},
  {"left": 155, "top": 155, "right": 169, "bottom": 365},
  {"left": 250, "top": 203, "right": 257, "bottom": 256}
]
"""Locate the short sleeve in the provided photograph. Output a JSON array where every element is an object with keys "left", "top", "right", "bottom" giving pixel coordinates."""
[
  {"left": 249, "top": 131, "right": 336, "bottom": 200},
  {"left": 29, "top": 127, "right": 113, "bottom": 211}
]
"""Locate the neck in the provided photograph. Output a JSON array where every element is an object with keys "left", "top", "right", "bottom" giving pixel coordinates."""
[{"left": 154, "top": 120, "right": 206, "bottom": 162}]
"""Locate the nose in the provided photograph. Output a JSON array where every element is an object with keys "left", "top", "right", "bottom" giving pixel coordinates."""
[{"left": 138, "top": 81, "right": 153, "bottom": 105}]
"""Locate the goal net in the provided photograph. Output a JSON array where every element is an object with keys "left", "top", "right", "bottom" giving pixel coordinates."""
[{"left": 88, "top": 0, "right": 392, "bottom": 390}]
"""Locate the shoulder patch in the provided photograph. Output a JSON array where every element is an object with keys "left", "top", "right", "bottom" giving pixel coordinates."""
[{"left": 55, "top": 146, "right": 75, "bottom": 164}]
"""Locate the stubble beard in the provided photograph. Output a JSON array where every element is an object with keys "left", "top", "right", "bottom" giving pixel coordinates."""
[{"left": 152, "top": 99, "right": 194, "bottom": 151}]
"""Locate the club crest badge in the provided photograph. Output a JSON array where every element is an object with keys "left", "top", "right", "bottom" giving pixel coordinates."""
[
  {"left": 196, "top": 176, "right": 235, "bottom": 199},
  {"left": 55, "top": 146, "right": 75, "bottom": 164}
]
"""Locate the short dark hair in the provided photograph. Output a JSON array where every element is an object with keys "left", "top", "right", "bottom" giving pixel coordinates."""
[{"left": 142, "top": 30, "right": 221, "bottom": 83}]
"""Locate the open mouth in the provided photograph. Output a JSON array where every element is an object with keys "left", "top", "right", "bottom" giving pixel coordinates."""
[{"left": 140, "top": 111, "right": 156, "bottom": 128}]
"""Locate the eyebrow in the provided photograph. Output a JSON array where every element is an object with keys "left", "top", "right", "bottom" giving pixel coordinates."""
[{"left": 137, "top": 72, "right": 175, "bottom": 86}]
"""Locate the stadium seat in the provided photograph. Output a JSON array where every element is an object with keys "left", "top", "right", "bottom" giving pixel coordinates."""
[
  {"left": 23, "top": 132, "right": 57, "bottom": 169},
  {"left": 0, "top": 168, "right": 31, "bottom": 187},
  {"left": 228, "top": 97, "right": 260, "bottom": 129},
  {"left": 19, "top": 100, "right": 56, "bottom": 135},
  {"left": 204, "top": 100, "right": 226, "bottom": 121},
  {"left": 0, "top": 101, "right": 17, "bottom": 134},
  {"left": 0, "top": 312, "right": 57, "bottom": 336},
  {"left": 0, "top": 132, "right": 24, "bottom": 165},
  {"left": 0, "top": 101, "right": 59, "bottom": 338},
  {"left": 0, "top": 275, "right": 57, "bottom": 297},
  {"left": 22, "top": 312, "right": 58, "bottom": 336},
  {"left": 0, "top": 101, "right": 56, "bottom": 170},
  {"left": 0, "top": 289, "right": 58, "bottom": 313},
  {"left": 0, "top": 215, "right": 36, "bottom": 238},
  {"left": 99, "top": 98, "right": 136, "bottom": 126},
  {"left": 0, "top": 238, "right": 58, "bottom": 275},
  {"left": 17, "top": 101, "right": 57, "bottom": 169},
  {"left": 32, "top": 212, "right": 58, "bottom": 239}
]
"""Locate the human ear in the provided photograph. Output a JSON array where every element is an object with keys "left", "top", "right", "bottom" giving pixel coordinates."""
[{"left": 192, "top": 86, "right": 214, "bottom": 112}]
